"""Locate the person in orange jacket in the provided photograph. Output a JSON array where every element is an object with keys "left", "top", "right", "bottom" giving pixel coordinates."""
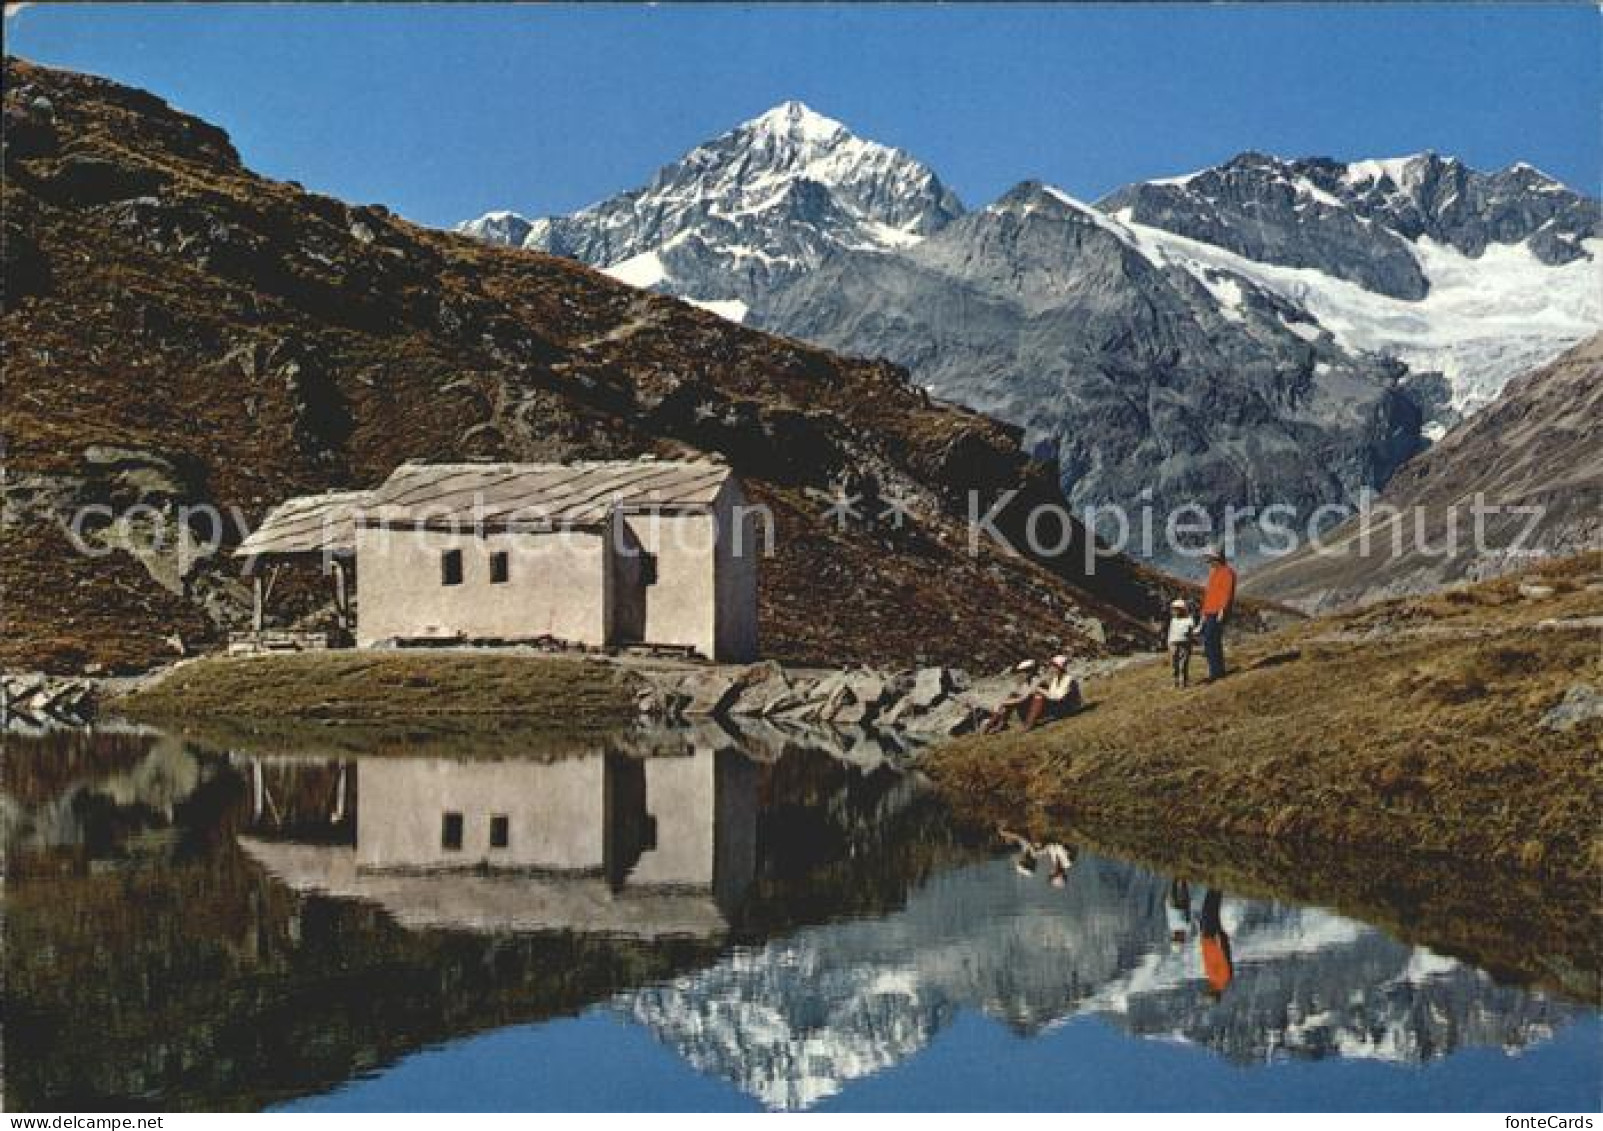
[
  {"left": 1198, "top": 545, "right": 1237, "bottom": 682},
  {"left": 1199, "top": 888, "right": 1234, "bottom": 999}
]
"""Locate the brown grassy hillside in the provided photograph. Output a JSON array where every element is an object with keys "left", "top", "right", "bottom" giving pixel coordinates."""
[
  {"left": 928, "top": 553, "right": 1603, "bottom": 884},
  {"left": 1, "top": 58, "right": 1173, "bottom": 673}
]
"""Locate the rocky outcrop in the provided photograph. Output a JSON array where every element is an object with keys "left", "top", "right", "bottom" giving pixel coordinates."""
[
  {"left": 637, "top": 654, "right": 1138, "bottom": 742},
  {"left": 1100, "top": 154, "right": 1600, "bottom": 420},
  {"left": 641, "top": 662, "right": 981, "bottom": 737},
  {"left": 2, "top": 673, "right": 100, "bottom": 728},
  {"left": 1540, "top": 685, "right": 1603, "bottom": 733},
  {"left": 1246, "top": 336, "right": 1603, "bottom": 611},
  {"left": 478, "top": 106, "right": 1597, "bottom": 449}
]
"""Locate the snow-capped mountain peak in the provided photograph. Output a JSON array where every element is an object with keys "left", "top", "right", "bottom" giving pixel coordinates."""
[
  {"left": 455, "top": 101, "right": 964, "bottom": 319},
  {"left": 744, "top": 99, "right": 849, "bottom": 145}
]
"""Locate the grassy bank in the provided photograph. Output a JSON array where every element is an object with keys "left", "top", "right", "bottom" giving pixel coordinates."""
[
  {"left": 116, "top": 651, "right": 641, "bottom": 726},
  {"left": 926, "top": 555, "right": 1603, "bottom": 885}
]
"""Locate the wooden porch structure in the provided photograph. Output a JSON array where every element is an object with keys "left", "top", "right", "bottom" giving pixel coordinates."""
[{"left": 231, "top": 489, "right": 369, "bottom": 653}]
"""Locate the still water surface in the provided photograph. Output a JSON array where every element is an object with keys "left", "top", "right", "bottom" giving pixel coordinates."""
[{"left": 4, "top": 722, "right": 1598, "bottom": 1111}]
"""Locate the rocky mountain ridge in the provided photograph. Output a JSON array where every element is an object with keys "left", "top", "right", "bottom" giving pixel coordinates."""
[
  {"left": 1099, "top": 151, "right": 1598, "bottom": 300},
  {"left": 461, "top": 105, "right": 1596, "bottom": 554},
  {"left": 758, "top": 180, "right": 1425, "bottom": 560}
]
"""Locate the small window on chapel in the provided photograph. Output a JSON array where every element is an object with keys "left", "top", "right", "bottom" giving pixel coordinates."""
[
  {"left": 489, "top": 815, "right": 510, "bottom": 849},
  {"left": 489, "top": 551, "right": 510, "bottom": 585},
  {"left": 441, "top": 548, "right": 464, "bottom": 586},
  {"left": 441, "top": 812, "right": 464, "bottom": 850}
]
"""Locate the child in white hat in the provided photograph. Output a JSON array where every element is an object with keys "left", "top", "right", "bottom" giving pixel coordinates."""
[{"left": 1166, "top": 598, "right": 1198, "bottom": 688}]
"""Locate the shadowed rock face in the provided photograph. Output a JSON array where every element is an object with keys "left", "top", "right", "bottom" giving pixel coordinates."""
[
  {"left": 757, "top": 183, "right": 1424, "bottom": 562},
  {"left": 1246, "top": 335, "right": 1603, "bottom": 610},
  {"left": 623, "top": 855, "right": 1581, "bottom": 1110}
]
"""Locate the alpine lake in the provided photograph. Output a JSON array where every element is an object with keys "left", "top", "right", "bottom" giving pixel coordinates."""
[{"left": 4, "top": 719, "right": 1597, "bottom": 1112}]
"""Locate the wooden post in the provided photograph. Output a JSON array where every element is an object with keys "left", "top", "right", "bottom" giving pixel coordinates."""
[
  {"left": 255, "top": 562, "right": 282, "bottom": 640},
  {"left": 262, "top": 563, "right": 282, "bottom": 611},
  {"left": 332, "top": 764, "right": 347, "bottom": 824},
  {"left": 331, "top": 559, "right": 350, "bottom": 633},
  {"left": 252, "top": 574, "right": 264, "bottom": 634}
]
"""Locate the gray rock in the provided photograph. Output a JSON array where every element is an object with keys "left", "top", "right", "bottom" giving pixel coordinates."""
[
  {"left": 879, "top": 695, "right": 919, "bottom": 729},
  {"left": 1070, "top": 615, "right": 1108, "bottom": 646},
  {"left": 3, "top": 93, "right": 58, "bottom": 160},
  {"left": 906, "top": 666, "right": 953, "bottom": 711},
  {"left": 911, "top": 696, "right": 984, "bottom": 738},
  {"left": 1539, "top": 685, "right": 1603, "bottom": 733},
  {"left": 679, "top": 670, "right": 744, "bottom": 717},
  {"left": 811, "top": 668, "right": 904, "bottom": 726},
  {"left": 2, "top": 673, "right": 97, "bottom": 726},
  {"left": 635, "top": 683, "right": 688, "bottom": 719},
  {"left": 732, "top": 662, "right": 798, "bottom": 716}
]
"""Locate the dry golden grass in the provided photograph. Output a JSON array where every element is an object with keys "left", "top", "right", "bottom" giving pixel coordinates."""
[
  {"left": 116, "top": 650, "right": 641, "bottom": 725},
  {"left": 928, "top": 554, "right": 1603, "bottom": 884}
]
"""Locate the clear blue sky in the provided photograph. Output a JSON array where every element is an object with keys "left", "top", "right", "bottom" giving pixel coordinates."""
[{"left": 7, "top": 3, "right": 1599, "bottom": 228}]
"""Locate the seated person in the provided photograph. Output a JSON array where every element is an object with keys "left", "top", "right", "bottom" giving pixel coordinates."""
[
  {"left": 986, "top": 655, "right": 1082, "bottom": 733},
  {"left": 1020, "top": 654, "right": 1081, "bottom": 730},
  {"left": 983, "top": 659, "right": 1041, "bottom": 733}
]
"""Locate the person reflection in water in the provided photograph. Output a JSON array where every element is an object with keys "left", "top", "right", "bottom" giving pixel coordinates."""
[
  {"left": 999, "top": 829, "right": 1077, "bottom": 887},
  {"left": 1166, "top": 878, "right": 1193, "bottom": 950},
  {"left": 1000, "top": 828, "right": 1040, "bottom": 875},
  {"left": 1199, "top": 888, "right": 1234, "bottom": 999}
]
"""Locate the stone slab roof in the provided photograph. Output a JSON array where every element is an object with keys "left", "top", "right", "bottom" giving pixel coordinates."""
[
  {"left": 234, "top": 489, "right": 371, "bottom": 558},
  {"left": 361, "top": 459, "right": 732, "bottom": 530}
]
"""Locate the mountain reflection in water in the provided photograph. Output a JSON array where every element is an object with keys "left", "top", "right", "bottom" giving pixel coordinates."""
[
  {"left": 2, "top": 722, "right": 1595, "bottom": 1112},
  {"left": 623, "top": 857, "right": 1575, "bottom": 1110}
]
